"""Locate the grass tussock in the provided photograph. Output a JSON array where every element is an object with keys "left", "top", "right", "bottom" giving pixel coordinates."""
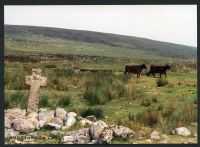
[
  {"left": 80, "top": 107, "right": 103, "bottom": 119},
  {"left": 39, "top": 95, "right": 49, "bottom": 107},
  {"left": 156, "top": 78, "right": 169, "bottom": 87},
  {"left": 5, "top": 91, "right": 27, "bottom": 109},
  {"left": 57, "top": 95, "right": 71, "bottom": 107}
]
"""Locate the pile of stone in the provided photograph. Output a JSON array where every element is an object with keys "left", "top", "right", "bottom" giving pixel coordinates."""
[{"left": 5, "top": 107, "right": 135, "bottom": 144}]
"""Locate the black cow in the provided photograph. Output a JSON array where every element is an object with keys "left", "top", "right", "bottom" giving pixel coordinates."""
[
  {"left": 124, "top": 64, "right": 147, "bottom": 78},
  {"left": 147, "top": 64, "right": 170, "bottom": 78}
]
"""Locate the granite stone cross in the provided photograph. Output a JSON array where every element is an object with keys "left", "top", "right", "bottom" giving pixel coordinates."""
[{"left": 25, "top": 69, "right": 47, "bottom": 115}]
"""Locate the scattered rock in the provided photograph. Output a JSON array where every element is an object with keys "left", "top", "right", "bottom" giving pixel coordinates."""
[
  {"left": 67, "top": 112, "right": 77, "bottom": 118},
  {"left": 146, "top": 139, "right": 152, "bottom": 143},
  {"left": 64, "top": 117, "right": 76, "bottom": 128},
  {"left": 12, "top": 118, "right": 36, "bottom": 133},
  {"left": 134, "top": 130, "right": 145, "bottom": 139},
  {"left": 112, "top": 125, "right": 134, "bottom": 138},
  {"left": 5, "top": 117, "right": 11, "bottom": 128},
  {"left": 85, "top": 115, "right": 97, "bottom": 122},
  {"left": 55, "top": 107, "right": 67, "bottom": 121},
  {"left": 45, "top": 123, "right": 61, "bottom": 130},
  {"left": 5, "top": 108, "right": 26, "bottom": 120},
  {"left": 90, "top": 120, "right": 108, "bottom": 139},
  {"left": 150, "top": 130, "right": 160, "bottom": 140},
  {"left": 5, "top": 128, "right": 19, "bottom": 138},
  {"left": 173, "top": 127, "right": 191, "bottom": 136},
  {"left": 62, "top": 128, "right": 90, "bottom": 144},
  {"left": 99, "top": 129, "right": 113, "bottom": 144},
  {"left": 161, "top": 134, "right": 168, "bottom": 140}
]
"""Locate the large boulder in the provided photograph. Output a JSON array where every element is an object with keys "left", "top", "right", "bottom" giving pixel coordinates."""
[
  {"left": 55, "top": 107, "right": 67, "bottom": 121},
  {"left": 64, "top": 117, "right": 76, "bottom": 128},
  {"left": 61, "top": 128, "right": 90, "bottom": 144},
  {"left": 5, "top": 108, "right": 26, "bottom": 120},
  {"left": 27, "top": 112, "right": 38, "bottom": 119},
  {"left": 5, "top": 117, "right": 11, "bottom": 128},
  {"left": 173, "top": 127, "right": 191, "bottom": 136},
  {"left": 112, "top": 125, "right": 134, "bottom": 138},
  {"left": 26, "top": 117, "right": 39, "bottom": 130},
  {"left": 12, "top": 118, "right": 36, "bottom": 133},
  {"left": 5, "top": 128, "right": 19, "bottom": 138},
  {"left": 37, "top": 110, "right": 55, "bottom": 122},
  {"left": 99, "top": 128, "right": 113, "bottom": 144},
  {"left": 46, "top": 117, "right": 63, "bottom": 126},
  {"left": 90, "top": 120, "right": 108, "bottom": 140}
]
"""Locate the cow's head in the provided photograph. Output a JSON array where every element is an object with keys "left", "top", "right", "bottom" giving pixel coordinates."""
[
  {"left": 165, "top": 64, "right": 171, "bottom": 70},
  {"left": 141, "top": 64, "right": 147, "bottom": 69}
]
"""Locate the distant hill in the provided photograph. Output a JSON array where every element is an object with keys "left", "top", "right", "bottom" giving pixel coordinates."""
[{"left": 4, "top": 25, "right": 197, "bottom": 59}]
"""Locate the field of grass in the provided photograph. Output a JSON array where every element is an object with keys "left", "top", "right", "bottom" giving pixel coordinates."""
[{"left": 4, "top": 55, "right": 197, "bottom": 144}]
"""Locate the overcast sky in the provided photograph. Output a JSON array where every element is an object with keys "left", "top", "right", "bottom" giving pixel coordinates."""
[{"left": 4, "top": 5, "right": 197, "bottom": 47}]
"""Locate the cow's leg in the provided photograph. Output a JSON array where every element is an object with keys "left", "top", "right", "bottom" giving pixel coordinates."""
[
  {"left": 124, "top": 70, "right": 127, "bottom": 75},
  {"left": 164, "top": 72, "right": 167, "bottom": 78},
  {"left": 160, "top": 73, "right": 162, "bottom": 78},
  {"left": 153, "top": 73, "right": 156, "bottom": 78}
]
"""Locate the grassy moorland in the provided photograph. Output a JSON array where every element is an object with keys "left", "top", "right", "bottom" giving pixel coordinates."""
[{"left": 4, "top": 25, "right": 197, "bottom": 144}]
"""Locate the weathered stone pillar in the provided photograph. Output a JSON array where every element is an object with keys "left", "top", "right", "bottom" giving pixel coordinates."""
[{"left": 25, "top": 69, "right": 47, "bottom": 115}]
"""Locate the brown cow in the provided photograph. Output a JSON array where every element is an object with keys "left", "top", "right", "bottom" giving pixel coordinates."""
[
  {"left": 147, "top": 64, "right": 170, "bottom": 78},
  {"left": 124, "top": 64, "right": 147, "bottom": 78}
]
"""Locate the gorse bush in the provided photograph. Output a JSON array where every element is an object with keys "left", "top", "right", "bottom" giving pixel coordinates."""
[
  {"left": 156, "top": 78, "right": 169, "bottom": 87},
  {"left": 57, "top": 95, "right": 71, "bottom": 107},
  {"left": 80, "top": 107, "right": 103, "bottom": 119}
]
